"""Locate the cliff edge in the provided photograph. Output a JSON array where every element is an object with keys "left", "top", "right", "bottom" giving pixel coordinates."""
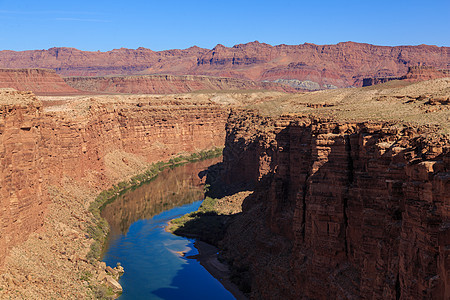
[{"left": 214, "top": 79, "right": 450, "bottom": 299}]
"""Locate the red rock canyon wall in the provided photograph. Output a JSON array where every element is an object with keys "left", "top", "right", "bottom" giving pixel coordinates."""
[
  {"left": 220, "top": 110, "right": 449, "bottom": 299},
  {"left": 0, "top": 90, "right": 228, "bottom": 267}
]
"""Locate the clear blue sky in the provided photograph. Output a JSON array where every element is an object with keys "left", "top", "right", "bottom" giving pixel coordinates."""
[{"left": 0, "top": 0, "right": 448, "bottom": 51}]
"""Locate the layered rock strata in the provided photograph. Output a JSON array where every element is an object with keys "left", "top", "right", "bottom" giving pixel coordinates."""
[
  {"left": 220, "top": 110, "right": 449, "bottom": 299},
  {"left": 0, "top": 68, "right": 81, "bottom": 95},
  {"left": 0, "top": 91, "right": 46, "bottom": 269},
  {"left": 362, "top": 66, "right": 449, "bottom": 87},
  {"left": 63, "top": 74, "right": 296, "bottom": 94},
  {"left": 0, "top": 90, "right": 228, "bottom": 269},
  {"left": 0, "top": 42, "right": 448, "bottom": 87}
]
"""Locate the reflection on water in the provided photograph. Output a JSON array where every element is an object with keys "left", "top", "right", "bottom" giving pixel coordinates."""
[
  {"left": 101, "top": 157, "right": 234, "bottom": 300},
  {"left": 101, "top": 157, "right": 221, "bottom": 237}
]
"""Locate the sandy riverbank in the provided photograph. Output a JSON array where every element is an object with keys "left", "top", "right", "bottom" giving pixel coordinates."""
[{"left": 187, "top": 240, "right": 247, "bottom": 300}]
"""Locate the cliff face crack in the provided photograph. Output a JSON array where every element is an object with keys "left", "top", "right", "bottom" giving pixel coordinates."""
[
  {"left": 395, "top": 273, "right": 401, "bottom": 300},
  {"left": 301, "top": 124, "right": 313, "bottom": 242},
  {"left": 301, "top": 169, "right": 311, "bottom": 242},
  {"left": 343, "top": 134, "right": 354, "bottom": 257}
]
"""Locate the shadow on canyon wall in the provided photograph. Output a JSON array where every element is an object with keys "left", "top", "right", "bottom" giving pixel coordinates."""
[{"left": 208, "top": 122, "right": 449, "bottom": 299}]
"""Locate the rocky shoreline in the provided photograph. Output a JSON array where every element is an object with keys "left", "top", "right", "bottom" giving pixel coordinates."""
[{"left": 188, "top": 240, "right": 247, "bottom": 300}]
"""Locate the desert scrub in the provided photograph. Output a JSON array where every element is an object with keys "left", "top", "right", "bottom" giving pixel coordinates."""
[
  {"left": 167, "top": 197, "right": 229, "bottom": 245},
  {"left": 79, "top": 271, "right": 93, "bottom": 282},
  {"left": 88, "top": 284, "right": 116, "bottom": 300},
  {"left": 168, "top": 197, "right": 218, "bottom": 229},
  {"left": 168, "top": 190, "right": 249, "bottom": 245},
  {"left": 86, "top": 147, "right": 223, "bottom": 263}
]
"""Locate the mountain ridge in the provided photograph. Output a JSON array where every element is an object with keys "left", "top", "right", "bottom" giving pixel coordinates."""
[{"left": 0, "top": 41, "right": 448, "bottom": 88}]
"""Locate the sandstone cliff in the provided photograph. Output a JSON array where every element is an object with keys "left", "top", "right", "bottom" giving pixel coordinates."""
[
  {"left": 217, "top": 79, "right": 450, "bottom": 299},
  {"left": 404, "top": 66, "right": 450, "bottom": 82},
  {"left": 362, "top": 66, "right": 449, "bottom": 87},
  {"left": 0, "top": 91, "right": 229, "bottom": 297},
  {"left": 0, "top": 90, "right": 46, "bottom": 269},
  {"left": 0, "top": 68, "right": 81, "bottom": 95},
  {"left": 63, "top": 74, "right": 296, "bottom": 94},
  {"left": 0, "top": 77, "right": 448, "bottom": 298},
  {"left": 0, "top": 42, "right": 448, "bottom": 88}
]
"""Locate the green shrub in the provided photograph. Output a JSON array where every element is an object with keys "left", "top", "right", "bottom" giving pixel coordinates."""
[
  {"left": 86, "top": 147, "right": 224, "bottom": 265},
  {"left": 89, "top": 284, "right": 116, "bottom": 300},
  {"left": 80, "top": 271, "right": 93, "bottom": 282}
]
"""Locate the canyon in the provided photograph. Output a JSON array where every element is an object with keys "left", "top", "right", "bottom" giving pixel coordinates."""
[
  {"left": 216, "top": 79, "right": 450, "bottom": 299},
  {"left": 0, "top": 66, "right": 448, "bottom": 298},
  {"left": 0, "top": 42, "right": 448, "bottom": 88},
  {"left": 0, "top": 68, "right": 295, "bottom": 96},
  {"left": 220, "top": 114, "right": 449, "bottom": 299},
  {"left": 0, "top": 89, "right": 230, "bottom": 298}
]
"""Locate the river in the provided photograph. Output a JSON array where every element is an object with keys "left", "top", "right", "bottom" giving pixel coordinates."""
[{"left": 101, "top": 157, "right": 235, "bottom": 299}]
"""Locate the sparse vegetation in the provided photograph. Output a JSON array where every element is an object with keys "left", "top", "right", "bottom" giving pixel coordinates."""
[
  {"left": 79, "top": 271, "right": 93, "bottom": 282},
  {"left": 167, "top": 190, "right": 249, "bottom": 245},
  {"left": 86, "top": 147, "right": 223, "bottom": 263},
  {"left": 88, "top": 284, "right": 116, "bottom": 300},
  {"left": 246, "top": 78, "right": 450, "bottom": 136},
  {"left": 168, "top": 197, "right": 235, "bottom": 245}
]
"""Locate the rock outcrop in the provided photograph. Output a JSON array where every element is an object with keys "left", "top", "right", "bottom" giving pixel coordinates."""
[
  {"left": 219, "top": 111, "right": 449, "bottom": 299},
  {"left": 0, "top": 90, "right": 46, "bottom": 269},
  {"left": 362, "top": 66, "right": 449, "bottom": 87},
  {"left": 63, "top": 74, "right": 296, "bottom": 94},
  {"left": 0, "top": 69, "right": 81, "bottom": 95},
  {"left": 272, "top": 78, "right": 337, "bottom": 91},
  {"left": 404, "top": 66, "right": 450, "bottom": 82},
  {"left": 0, "top": 42, "right": 448, "bottom": 87}
]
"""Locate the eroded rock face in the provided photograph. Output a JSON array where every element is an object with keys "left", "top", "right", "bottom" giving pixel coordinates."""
[
  {"left": 0, "top": 69, "right": 81, "bottom": 95},
  {"left": 0, "top": 91, "right": 228, "bottom": 268},
  {"left": 362, "top": 66, "right": 449, "bottom": 87},
  {"left": 39, "top": 97, "right": 227, "bottom": 188},
  {"left": 63, "top": 74, "right": 296, "bottom": 94},
  {"left": 0, "top": 91, "right": 46, "bottom": 269},
  {"left": 220, "top": 110, "right": 449, "bottom": 299},
  {"left": 0, "top": 42, "right": 447, "bottom": 87},
  {"left": 404, "top": 66, "right": 450, "bottom": 82}
]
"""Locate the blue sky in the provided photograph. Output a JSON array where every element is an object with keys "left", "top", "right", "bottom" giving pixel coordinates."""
[{"left": 0, "top": 0, "right": 448, "bottom": 51}]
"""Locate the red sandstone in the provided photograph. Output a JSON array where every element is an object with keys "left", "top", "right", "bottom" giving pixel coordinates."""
[
  {"left": 0, "top": 68, "right": 82, "bottom": 95},
  {"left": 0, "top": 91, "right": 228, "bottom": 268},
  {"left": 0, "top": 42, "right": 448, "bottom": 87},
  {"left": 220, "top": 111, "right": 449, "bottom": 299},
  {"left": 63, "top": 74, "right": 296, "bottom": 94}
]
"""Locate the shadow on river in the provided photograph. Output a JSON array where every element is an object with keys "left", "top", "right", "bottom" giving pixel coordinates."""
[{"left": 101, "top": 156, "right": 222, "bottom": 237}]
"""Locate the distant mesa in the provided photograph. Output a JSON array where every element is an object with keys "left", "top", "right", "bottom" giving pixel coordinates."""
[
  {"left": 0, "top": 41, "right": 447, "bottom": 88},
  {"left": 0, "top": 68, "right": 297, "bottom": 96},
  {"left": 0, "top": 68, "right": 82, "bottom": 96},
  {"left": 362, "top": 66, "right": 450, "bottom": 87},
  {"left": 63, "top": 74, "right": 297, "bottom": 94}
]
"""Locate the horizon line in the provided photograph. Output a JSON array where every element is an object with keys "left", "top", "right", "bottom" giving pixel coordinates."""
[{"left": 0, "top": 40, "right": 448, "bottom": 53}]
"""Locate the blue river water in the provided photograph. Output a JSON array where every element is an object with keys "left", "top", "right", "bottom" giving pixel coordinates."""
[{"left": 101, "top": 158, "right": 235, "bottom": 299}]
